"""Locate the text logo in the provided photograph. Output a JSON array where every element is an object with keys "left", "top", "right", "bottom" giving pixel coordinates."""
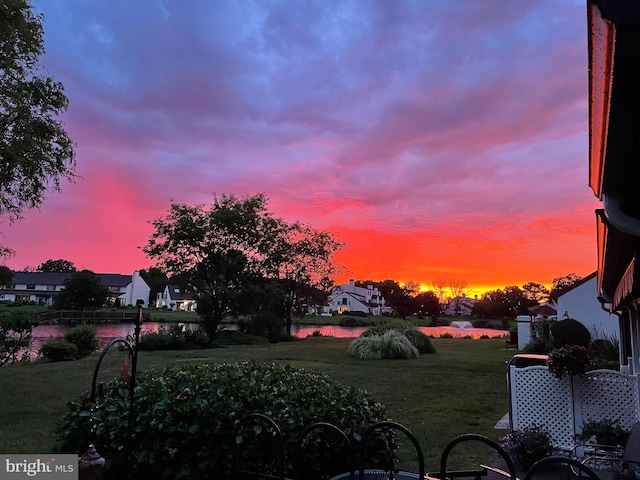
[{"left": 1, "top": 455, "right": 77, "bottom": 479}]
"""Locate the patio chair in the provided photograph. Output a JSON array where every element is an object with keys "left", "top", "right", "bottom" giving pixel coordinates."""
[
  {"left": 523, "top": 456, "right": 601, "bottom": 480},
  {"left": 295, "top": 422, "right": 355, "bottom": 480},
  {"left": 329, "top": 421, "right": 425, "bottom": 480},
  {"left": 427, "top": 433, "right": 518, "bottom": 479},
  {"left": 231, "top": 413, "right": 288, "bottom": 480},
  {"left": 569, "top": 422, "right": 640, "bottom": 480}
]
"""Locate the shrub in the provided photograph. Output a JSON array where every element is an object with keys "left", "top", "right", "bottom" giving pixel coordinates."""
[
  {"left": 589, "top": 338, "right": 620, "bottom": 370},
  {"left": 402, "top": 329, "right": 436, "bottom": 354},
  {"left": 473, "top": 320, "right": 489, "bottom": 328},
  {"left": 137, "top": 325, "right": 185, "bottom": 350},
  {"left": 550, "top": 318, "right": 591, "bottom": 349},
  {"left": 579, "top": 419, "right": 629, "bottom": 446},
  {"left": 54, "top": 362, "right": 390, "bottom": 479},
  {"left": 40, "top": 339, "right": 78, "bottom": 362},
  {"left": 501, "top": 425, "right": 553, "bottom": 469},
  {"left": 341, "top": 310, "right": 368, "bottom": 317},
  {"left": 63, "top": 325, "right": 98, "bottom": 359},
  {"left": 546, "top": 344, "right": 590, "bottom": 378},
  {"left": 215, "top": 330, "right": 269, "bottom": 345},
  {"left": 349, "top": 330, "right": 419, "bottom": 360},
  {"left": 522, "top": 336, "right": 554, "bottom": 354},
  {"left": 339, "top": 316, "right": 375, "bottom": 327},
  {"left": 0, "top": 312, "right": 36, "bottom": 366}
]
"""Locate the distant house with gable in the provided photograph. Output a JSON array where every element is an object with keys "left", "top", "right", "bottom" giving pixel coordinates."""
[
  {"left": 443, "top": 295, "right": 477, "bottom": 316},
  {"left": 328, "top": 280, "right": 390, "bottom": 315},
  {"left": 0, "top": 270, "right": 150, "bottom": 307},
  {"left": 155, "top": 285, "right": 197, "bottom": 312}
]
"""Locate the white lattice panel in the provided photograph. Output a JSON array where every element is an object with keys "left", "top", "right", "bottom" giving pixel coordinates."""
[
  {"left": 575, "top": 369, "right": 639, "bottom": 431},
  {"left": 510, "top": 365, "right": 575, "bottom": 450}
]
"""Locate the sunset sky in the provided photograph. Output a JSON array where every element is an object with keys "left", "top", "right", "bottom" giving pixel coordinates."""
[{"left": 3, "top": 0, "right": 600, "bottom": 297}]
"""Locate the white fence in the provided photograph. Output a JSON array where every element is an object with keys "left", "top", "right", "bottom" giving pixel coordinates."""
[{"left": 509, "top": 364, "right": 640, "bottom": 450}]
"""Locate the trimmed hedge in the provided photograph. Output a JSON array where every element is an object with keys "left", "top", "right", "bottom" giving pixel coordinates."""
[
  {"left": 40, "top": 340, "right": 78, "bottom": 362},
  {"left": 55, "top": 361, "right": 390, "bottom": 479},
  {"left": 550, "top": 318, "right": 591, "bottom": 348},
  {"left": 64, "top": 325, "right": 98, "bottom": 358}
]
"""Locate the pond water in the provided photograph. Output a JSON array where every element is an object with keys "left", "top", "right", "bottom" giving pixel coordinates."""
[{"left": 26, "top": 322, "right": 508, "bottom": 358}]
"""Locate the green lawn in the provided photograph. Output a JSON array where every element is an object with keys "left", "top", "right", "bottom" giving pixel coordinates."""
[{"left": 0, "top": 336, "right": 515, "bottom": 470}]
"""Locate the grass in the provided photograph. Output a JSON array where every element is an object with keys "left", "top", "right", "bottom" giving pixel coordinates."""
[{"left": 0, "top": 336, "right": 514, "bottom": 471}]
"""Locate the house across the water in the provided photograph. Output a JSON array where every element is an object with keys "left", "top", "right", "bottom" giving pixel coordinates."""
[{"left": 0, "top": 271, "right": 150, "bottom": 308}]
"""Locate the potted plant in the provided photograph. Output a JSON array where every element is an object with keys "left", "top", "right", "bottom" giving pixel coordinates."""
[
  {"left": 546, "top": 344, "right": 591, "bottom": 379},
  {"left": 500, "top": 425, "right": 554, "bottom": 470},
  {"left": 579, "top": 419, "right": 630, "bottom": 448}
]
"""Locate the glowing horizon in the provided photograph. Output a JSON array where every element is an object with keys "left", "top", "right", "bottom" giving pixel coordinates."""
[{"left": 1, "top": 1, "right": 599, "bottom": 297}]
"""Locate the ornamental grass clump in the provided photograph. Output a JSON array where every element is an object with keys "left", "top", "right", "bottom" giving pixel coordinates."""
[
  {"left": 54, "top": 361, "right": 391, "bottom": 480},
  {"left": 357, "top": 323, "right": 436, "bottom": 356},
  {"left": 546, "top": 344, "right": 591, "bottom": 379},
  {"left": 349, "top": 329, "right": 419, "bottom": 360}
]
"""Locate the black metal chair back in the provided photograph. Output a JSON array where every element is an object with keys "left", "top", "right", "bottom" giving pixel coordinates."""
[
  {"left": 523, "top": 456, "right": 601, "bottom": 480},
  {"left": 232, "top": 413, "right": 287, "bottom": 480},
  {"left": 430, "top": 433, "right": 517, "bottom": 479},
  {"left": 358, "top": 421, "right": 425, "bottom": 480},
  {"left": 295, "top": 422, "right": 355, "bottom": 480}
]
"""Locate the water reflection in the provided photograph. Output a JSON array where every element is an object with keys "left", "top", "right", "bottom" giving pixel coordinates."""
[{"left": 27, "top": 322, "right": 508, "bottom": 358}]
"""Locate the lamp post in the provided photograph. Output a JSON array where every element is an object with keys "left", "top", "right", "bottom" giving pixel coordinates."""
[{"left": 80, "top": 305, "right": 144, "bottom": 478}]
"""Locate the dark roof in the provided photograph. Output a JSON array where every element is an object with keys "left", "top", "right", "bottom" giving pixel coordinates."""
[
  {"left": 528, "top": 305, "right": 557, "bottom": 317},
  {"left": 167, "top": 285, "right": 195, "bottom": 301},
  {"left": 11, "top": 271, "right": 132, "bottom": 288}
]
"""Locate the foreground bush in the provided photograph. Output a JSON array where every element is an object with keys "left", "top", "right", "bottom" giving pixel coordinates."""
[
  {"left": 40, "top": 340, "right": 78, "bottom": 362},
  {"left": 55, "top": 361, "right": 390, "bottom": 479},
  {"left": 137, "top": 324, "right": 185, "bottom": 350},
  {"left": 63, "top": 325, "right": 98, "bottom": 358},
  {"left": 349, "top": 330, "right": 419, "bottom": 359},
  {"left": 501, "top": 424, "right": 553, "bottom": 469}
]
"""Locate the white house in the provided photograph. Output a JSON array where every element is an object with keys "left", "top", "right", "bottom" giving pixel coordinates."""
[
  {"left": 443, "top": 295, "right": 477, "bottom": 316},
  {"left": 555, "top": 271, "right": 619, "bottom": 341},
  {"left": 328, "top": 280, "right": 390, "bottom": 315},
  {"left": 155, "top": 285, "right": 197, "bottom": 311},
  {"left": 0, "top": 271, "right": 150, "bottom": 307}
]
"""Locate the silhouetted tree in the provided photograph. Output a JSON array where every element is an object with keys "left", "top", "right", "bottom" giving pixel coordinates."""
[
  {"left": 139, "top": 267, "right": 169, "bottom": 305},
  {"left": 55, "top": 270, "right": 109, "bottom": 310},
  {"left": 36, "top": 258, "right": 76, "bottom": 272},
  {"left": 1, "top": 0, "right": 76, "bottom": 256}
]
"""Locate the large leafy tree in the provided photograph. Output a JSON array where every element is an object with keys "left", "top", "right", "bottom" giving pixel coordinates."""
[
  {"left": 414, "top": 290, "right": 441, "bottom": 316},
  {"left": 522, "top": 281, "right": 550, "bottom": 303},
  {"left": 144, "top": 193, "right": 344, "bottom": 340},
  {"left": 36, "top": 258, "right": 76, "bottom": 272},
  {"left": 139, "top": 267, "right": 169, "bottom": 305},
  {"left": 0, "top": 265, "right": 13, "bottom": 287},
  {"left": 472, "top": 286, "right": 536, "bottom": 319},
  {"left": 55, "top": 270, "right": 109, "bottom": 310},
  {"left": 0, "top": 0, "right": 76, "bottom": 254},
  {"left": 264, "top": 221, "right": 343, "bottom": 334},
  {"left": 549, "top": 273, "right": 582, "bottom": 300},
  {"left": 143, "top": 194, "right": 279, "bottom": 341}
]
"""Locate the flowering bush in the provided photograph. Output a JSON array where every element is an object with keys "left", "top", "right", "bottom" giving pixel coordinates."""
[
  {"left": 501, "top": 425, "right": 554, "bottom": 469},
  {"left": 579, "top": 419, "right": 630, "bottom": 447},
  {"left": 547, "top": 344, "right": 590, "bottom": 379}
]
